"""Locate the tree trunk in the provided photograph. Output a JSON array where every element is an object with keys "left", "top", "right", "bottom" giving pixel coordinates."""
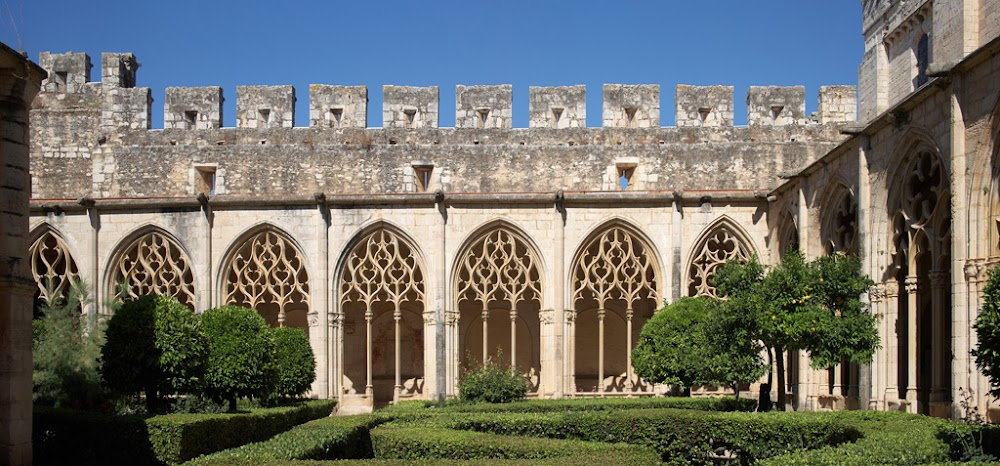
[
  {"left": 766, "top": 346, "right": 774, "bottom": 386},
  {"left": 145, "top": 386, "right": 157, "bottom": 413},
  {"left": 776, "top": 345, "right": 786, "bottom": 411},
  {"left": 228, "top": 396, "right": 237, "bottom": 412}
]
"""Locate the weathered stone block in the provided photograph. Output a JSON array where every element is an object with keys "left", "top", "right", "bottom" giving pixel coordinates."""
[
  {"left": 310, "top": 85, "right": 367, "bottom": 129},
  {"left": 747, "top": 86, "right": 806, "bottom": 126},
  {"left": 38, "top": 52, "right": 91, "bottom": 93},
  {"left": 675, "top": 85, "right": 733, "bottom": 127},
  {"left": 383, "top": 85, "right": 438, "bottom": 128},
  {"left": 101, "top": 52, "right": 138, "bottom": 89},
  {"left": 602, "top": 84, "right": 659, "bottom": 128},
  {"left": 236, "top": 85, "right": 295, "bottom": 129},
  {"left": 816, "top": 85, "right": 857, "bottom": 123},
  {"left": 529, "top": 85, "right": 586, "bottom": 129},
  {"left": 164, "top": 87, "right": 223, "bottom": 130},
  {"left": 456, "top": 85, "right": 512, "bottom": 129}
]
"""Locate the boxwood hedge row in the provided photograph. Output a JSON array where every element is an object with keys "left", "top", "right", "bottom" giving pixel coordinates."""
[{"left": 34, "top": 400, "right": 334, "bottom": 465}]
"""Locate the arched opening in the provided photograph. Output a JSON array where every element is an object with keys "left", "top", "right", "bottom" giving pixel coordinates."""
[
  {"left": 454, "top": 225, "right": 542, "bottom": 393},
  {"left": 339, "top": 227, "right": 425, "bottom": 405},
  {"left": 109, "top": 228, "right": 197, "bottom": 310},
  {"left": 888, "top": 148, "right": 952, "bottom": 417},
  {"left": 688, "top": 217, "right": 755, "bottom": 297},
  {"left": 28, "top": 228, "right": 81, "bottom": 317},
  {"left": 571, "top": 223, "right": 658, "bottom": 395},
  {"left": 222, "top": 227, "right": 310, "bottom": 333},
  {"left": 820, "top": 184, "right": 861, "bottom": 408}
]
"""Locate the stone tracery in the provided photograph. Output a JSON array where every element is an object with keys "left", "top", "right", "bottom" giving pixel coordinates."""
[
  {"left": 571, "top": 224, "right": 658, "bottom": 394},
  {"left": 223, "top": 228, "right": 310, "bottom": 328},
  {"left": 111, "top": 230, "right": 196, "bottom": 309},
  {"left": 823, "top": 185, "right": 859, "bottom": 255},
  {"left": 29, "top": 230, "right": 80, "bottom": 307},
  {"left": 688, "top": 219, "right": 754, "bottom": 297},
  {"left": 340, "top": 228, "right": 425, "bottom": 401}
]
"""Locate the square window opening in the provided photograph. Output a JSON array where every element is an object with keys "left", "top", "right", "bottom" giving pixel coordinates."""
[
  {"left": 195, "top": 166, "right": 216, "bottom": 196},
  {"left": 414, "top": 165, "right": 434, "bottom": 192}
]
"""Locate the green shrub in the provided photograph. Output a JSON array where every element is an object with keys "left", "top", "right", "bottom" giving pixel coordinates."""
[
  {"left": 433, "top": 396, "right": 756, "bottom": 414},
  {"left": 272, "top": 327, "right": 316, "bottom": 398},
  {"left": 101, "top": 294, "right": 206, "bottom": 412},
  {"left": 974, "top": 266, "right": 1000, "bottom": 398},
  {"left": 458, "top": 351, "right": 529, "bottom": 404},
  {"left": 202, "top": 305, "right": 278, "bottom": 411},
  {"left": 188, "top": 413, "right": 386, "bottom": 464},
  {"left": 33, "top": 282, "right": 106, "bottom": 409},
  {"left": 370, "top": 424, "right": 657, "bottom": 463},
  {"left": 33, "top": 400, "right": 333, "bottom": 466}
]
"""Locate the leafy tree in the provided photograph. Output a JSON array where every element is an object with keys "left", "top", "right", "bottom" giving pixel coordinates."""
[
  {"left": 459, "top": 349, "right": 529, "bottom": 403},
  {"left": 33, "top": 281, "right": 106, "bottom": 408},
  {"left": 632, "top": 297, "right": 765, "bottom": 398},
  {"left": 101, "top": 294, "right": 206, "bottom": 412},
  {"left": 272, "top": 327, "right": 316, "bottom": 398},
  {"left": 201, "top": 305, "right": 277, "bottom": 411},
  {"left": 973, "top": 266, "right": 1000, "bottom": 399},
  {"left": 713, "top": 250, "right": 876, "bottom": 410}
]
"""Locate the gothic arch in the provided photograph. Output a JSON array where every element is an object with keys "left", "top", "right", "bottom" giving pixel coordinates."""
[
  {"left": 982, "top": 95, "right": 1000, "bottom": 258},
  {"left": 686, "top": 215, "right": 757, "bottom": 297},
  {"left": 820, "top": 181, "right": 859, "bottom": 256},
  {"left": 105, "top": 225, "right": 197, "bottom": 310},
  {"left": 569, "top": 219, "right": 660, "bottom": 394},
  {"left": 885, "top": 138, "right": 952, "bottom": 417},
  {"left": 776, "top": 206, "right": 799, "bottom": 258},
  {"left": 452, "top": 219, "right": 543, "bottom": 385},
  {"left": 219, "top": 223, "right": 310, "bottom": 330},
  {"left": 336, "top": 221, "right": 427, "bottom": 404},
  {"left": 28, "top": 224, "right": 81, "bottom": 311}
]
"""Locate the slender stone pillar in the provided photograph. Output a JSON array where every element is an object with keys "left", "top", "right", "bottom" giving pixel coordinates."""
[
  {"left": 597, "top": 308, "right": 605, "bottom": 394},
  {"left": 929, "top": 270, "right": 950, "bottom": 417},
  {"left": 885, "top": 281, "right": 901, "bottom": 406},
  {"left": 905, "top": 276, "right": 919, "bottom": 412},
  {"left": 625, "top": 308, "right": 634, "bottom": 392},
  {"left": 481, "top": 309, "right": 489, "bottom": 363},
  {"left": 365, "top": 309, "right": 373, "bottom": 396},
  {"left": 510, "top": 309, "right": 517, "bottom": 367},
  {"left": 394, "top": 309, "right": 402, "bottom": 401}
]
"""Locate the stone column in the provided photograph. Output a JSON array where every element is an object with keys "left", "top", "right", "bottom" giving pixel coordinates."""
[
  {"left": 509, "top": 309, "right": 517, "bottom": 367},
  {"left": 365, "top": 308, "right": 373, "bottom": 396},
  {"left": 481, "top": 309, "right": 489, "bottom": 363},
  {"left": 597, "top": 308, "right": 605, "bottom": 394},
  {"left": 905, "top": 276, "right": 919, "bottom": 412},
  {"left": 947, "top": 75, "right": 970, "bottom": 419},
  {"left": 394, "top": 308, "right": 402, "bottom": 401},
  {"left": 566, "top": 309, "right": 576, "bottom": 394},
  {"left": 929, "top": 270, "right": 949, "bottom": 417},
  {"left": 885, "top": 280, "right": 901, "bottom": 407},
  {"left": 0, "top": 45, "right": 45, "bottom": 466},
  {"left": 857, "top": 136, "right": 874, "bottom": 410}
]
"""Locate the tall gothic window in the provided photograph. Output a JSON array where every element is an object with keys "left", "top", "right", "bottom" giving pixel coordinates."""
[
  {"left": 111, "top": 230, "right": 196, "bottom": 309},
  {"left": 223, "top": 228, "right": 310, "bottom": 328},
  {"left": 822, "top": 186, "right": 859, "bottom": 256},
  {"left": 688, "top": 218, "right": 754, "bottom": 297}
]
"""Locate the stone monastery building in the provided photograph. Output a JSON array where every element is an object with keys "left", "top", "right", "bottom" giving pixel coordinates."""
[{"left": 25, "top": 0, "right": 1000, "bottom": 416}]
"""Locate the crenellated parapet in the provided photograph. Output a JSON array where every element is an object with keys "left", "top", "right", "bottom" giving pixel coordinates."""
[{"left": 36, "top": 51, "right": 858, "bottom": 132}]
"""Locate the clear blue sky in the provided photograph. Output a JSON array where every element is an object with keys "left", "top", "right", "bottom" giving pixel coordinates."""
[{"left": 1, "top": 1, "right": 862, "bottom": 128}]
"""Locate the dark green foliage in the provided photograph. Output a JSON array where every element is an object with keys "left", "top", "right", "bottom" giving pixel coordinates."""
[
  {"left": 272, "top": 327, "right": 316, "bottom": 398},
  {"left": 370, "top": 424, "right": 657, "bottom": 463},
  {"left": 101, "top": 294, "right": 206, "bottom": 412},
  {"left": 713, "top": 250, "right": 876, "bottom": 408},
  {"left": 458, "top": 351, "right": 529, "bottom": 403},
  {"left": 32, "top": 282, "right": 106, "bottom": 408},
  {"left": 202, "top": 305, "right": 278, "bottom": 410},
  {"left": 632, "top": 296, "right": 765, "bottom": 394},
  {"left": 32, "top": 400, "right": 333, "bottom": 466},
  {"left": 188, "top": 414, "right": 387, "bottom": 464},
  {"left": 974, "top": 266, "right": 1000, "bottom": 399},
  {"left": 414, "top": 395, "right": 757, "bottom": 414}
]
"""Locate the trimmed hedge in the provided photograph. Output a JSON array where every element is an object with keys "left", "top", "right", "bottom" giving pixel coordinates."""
[
  {"left": 447, "top": 409, "right": 861, "bottom": 464},
  {"left": 370, "top": 424, "right": 658, "bottom": 464},
  {"left": 431, "top": 395, "right": 756, "bottom": 413},
  {"left": 187, "top": 414, "right": 387, "bottom": 464},
  {"left": 33, "top": 400, "right": 334, "bottom": 465}
]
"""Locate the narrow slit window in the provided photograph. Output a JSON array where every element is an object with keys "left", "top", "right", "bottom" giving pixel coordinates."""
[
  {"left": 916, "top": 33, "right": 929, "bottom": 87},
  {"left": 624, "top": 107, "right": 637, "bottom": 128},
  {"left": 404, "top": 109, "right": 417, "bottom": 129},
  {"left": 329, "top": 108, "right": 344, "bottom": 128},
  {"left": 477, "top": 109, "right": 490, "bottom": 129},
  {"left": 698, "top": 108, "right": 711, "bottom": 126},
  {"left": 771, "top": 106, "right": 784, "bottom": 122},
  {"left": 617, "top": 164, "right": 636, "bottom": 191},
  {"left": 195, "top": 166, "right": 216, "bottom": 196},
  {"left": 414, "top": 165, "right": 433, "bottom": 192},
  {"left": 184, "top": 111, "right": 199, "bottom": 129},
  {"left": 55, "top": 71, "right": 69, "bottom": 92},
  {"left": 259, "top": 109, "right": 271, "bottom": 128},
  {"left": 552, "top": 108, "right": 563, "bottom": 128}
]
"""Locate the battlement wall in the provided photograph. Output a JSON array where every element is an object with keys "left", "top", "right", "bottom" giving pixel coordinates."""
[{"left": 36, "top": 51, "right": 858, "bottom": 131}]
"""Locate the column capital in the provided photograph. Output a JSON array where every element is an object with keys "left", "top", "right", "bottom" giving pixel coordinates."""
[
  {"left": 884, "top": 280, "right": 900, "bottom": 298},
  {"left": 539, "top": 308, "right": 555, "bottom": 325},
  {"left": 904, "top": 276, "right": 920, "bottom": 294},
  {"left": 564, "top": 309, "right": 576, "bottom": 323},
  {"left": 422, "top": 310, "right": 435, "bottom": 325},
  {"left": 868, "top": 284, "right": 886, "bottom": 303}
]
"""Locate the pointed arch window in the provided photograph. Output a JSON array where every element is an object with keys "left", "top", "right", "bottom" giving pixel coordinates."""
[
  {"left": 29, "top": 230, "right": 80, "bottom": 307},
  {"left": 688, "top": 219, "right": 754, "bottom": 297},
  {"left": 112, "top": 230, "right": 197, "bottom": 309},
  {"left": 223, "top": 229, "right": 310, "bottom": 326}
]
